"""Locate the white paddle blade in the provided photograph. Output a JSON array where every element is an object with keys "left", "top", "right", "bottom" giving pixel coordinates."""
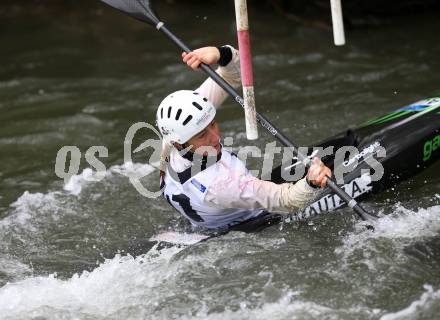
[
  {"left": 330, "top": 0, "right": 346, "bottom": 46},
  {"left": 150, "top": 232, "right": 211, "bottom": 245}
]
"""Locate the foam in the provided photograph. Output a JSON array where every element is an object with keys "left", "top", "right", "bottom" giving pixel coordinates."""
[
  {"left": 1, "top": 191, "right": 60, "bottom": 228},
  {"left": 0, "top": 244, "right": 184, "bottom": 319},
  {"left": 180, "top": 291, "right": 333, "bottom": 320},
  {"left": 109, "top": 161, "right": 157, "bottom": 179},
  {"left": 63, "top": 168, "right": 105, "bottom": 195},
  {"left": 0, "top": 256, "right": 33, "bottom": 283},
  {"left": 180, "top": 290, "right": 381, "bottom": 320},
  {"left": 380, "top": 285, "right": 440, "bottom": 320},
  {"left": 1, "top": 160, "right": 157, "bottom": 235},
  {"left": 198, "top": 295, "right": 323, "bottom": 319},
  {"left": 335, "top": 204, "right": 440, "bottom": 259},
  {"left": 64, "top": 161, "right": 157, "bottom": 196}
]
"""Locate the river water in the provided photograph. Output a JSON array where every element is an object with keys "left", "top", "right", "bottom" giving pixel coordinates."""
[{"left": 1, "top": 2, "right": 440, "bottom": 319}]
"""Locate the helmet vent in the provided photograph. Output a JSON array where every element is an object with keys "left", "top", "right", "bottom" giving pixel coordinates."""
[
  {"left": 167, "top": 106, "right": 172, "bottom": 118},
  {"left": 203, "top": 97, "right": 208, "bottom": 102},
  {"left": 193, "top": 92, "right": 199, "bottom": 95},
  {"left": 182, "top": 115, "right": 193, "bottom": 126},
  {"left": 160, "top": 107, "right": 164, "bottom": 119},
  {"left": 192, "top": 102, "right": 203, "bottom": 110},
  {"left": 175, "top": 108, "right": 182, "bottom": 120}
]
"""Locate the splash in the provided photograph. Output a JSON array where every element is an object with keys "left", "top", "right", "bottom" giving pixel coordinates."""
[
  {"left": 1, "top": 161, "right": 157, "bottom": 227},
  {"left": 63, "top": 167, "right": 106, "bottom": 196},
  {"left": 0, "top": 244, "right": 184, "bottom": 319},
  {"left": 0, "top": 256, "right": 33, "bottom": 284},
  {"left": 380, "top": 285, "right": 440, "bottom": 320},
  {"left": 181, "top": 291, "right": 334, "bottom": 320},
  {"left": 179, "top": 289, "right": 381, "bottom": 320},
  {"left": 64, "top": 161, "right": 157, "bottom": 196},
  {"left": 335, "top": 204, "right": 440, "bottom": 258},
  {"left": 1, "top": 191, "right": 60, "bottom": 229}
]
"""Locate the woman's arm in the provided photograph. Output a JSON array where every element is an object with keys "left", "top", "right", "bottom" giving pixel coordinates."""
[
  {"left": 205, "top": 158, "right": 331, "bottom": 213},
  {"left": 181, "top": 46, "right": 241, "bottom": 108}
]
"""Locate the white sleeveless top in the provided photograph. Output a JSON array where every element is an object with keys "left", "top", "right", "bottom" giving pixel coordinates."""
[{"left": 163, "top": 150, "right": 264, "bottom": 230}]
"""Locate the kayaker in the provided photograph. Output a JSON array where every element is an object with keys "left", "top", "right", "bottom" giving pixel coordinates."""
[{"left": 156, "top": 45, "right": 332, "bottom": 232}]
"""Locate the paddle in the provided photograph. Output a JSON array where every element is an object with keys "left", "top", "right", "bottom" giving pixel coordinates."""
[{"left": 98, "top": 0, "right": 378, "bottom": 224}]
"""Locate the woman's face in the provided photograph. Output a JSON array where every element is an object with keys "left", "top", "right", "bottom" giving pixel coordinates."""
[{"left": 187, "top": 120, "right": 221, "bottom": 156}]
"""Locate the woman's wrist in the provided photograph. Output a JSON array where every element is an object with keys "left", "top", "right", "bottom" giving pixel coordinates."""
[{"left": 217, "top": 45, "right": 233, "bottom": 66}]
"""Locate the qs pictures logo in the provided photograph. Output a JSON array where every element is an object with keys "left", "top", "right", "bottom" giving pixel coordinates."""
[
  {"left": 124, "top": 122, "right": 163, "bottom": 198},
  {"left": 54, "top": 122, "right": 164, "bottom": 199}
]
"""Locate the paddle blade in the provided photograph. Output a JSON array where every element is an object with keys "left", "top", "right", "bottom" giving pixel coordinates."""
[
  {"left": 150, "top": 232, "right": 212, "bottom": 245},
  {"left": 100, "top": 0, "right": 160, "bottom": 26}
]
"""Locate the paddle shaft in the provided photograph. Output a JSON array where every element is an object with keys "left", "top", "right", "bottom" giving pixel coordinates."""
[{"left": 158, "top": 24, "right": 376, "bottom": 221}]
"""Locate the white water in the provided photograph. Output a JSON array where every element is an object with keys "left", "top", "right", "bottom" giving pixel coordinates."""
[
  {"left": 1, "top": 204, "right": 440, "bottom": 319},
  {"left": 0, "top": 161, "right": 157, "bottom": 230},
  {"left": 336, "top": 204, "right": 440, "bottom": 260},
  {"left": 0, "top": 245, "right": 185, "bottom": 320},
  {"left": 380, "top": 285, "right": 440, "bottom": 320},
  {"left": 0, "top": 244, "right": 365, "bottom": 320},
  {"left": 64, "top": 161, "right": 157, "bottom": 196},
  {"left": 1, "top": 150, "right": 439, "bottom": 320},
  {"left": 1, "top": 191, "right": 60, "bottom": 230}
]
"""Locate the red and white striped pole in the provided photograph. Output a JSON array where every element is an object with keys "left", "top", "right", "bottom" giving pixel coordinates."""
[{"left": 234, "top": 0, "right": 258, "bottom": 140}]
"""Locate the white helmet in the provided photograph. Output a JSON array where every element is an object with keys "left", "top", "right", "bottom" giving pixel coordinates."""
[{"left": 156, "top": 90, "right": 216, "bottom": 144}]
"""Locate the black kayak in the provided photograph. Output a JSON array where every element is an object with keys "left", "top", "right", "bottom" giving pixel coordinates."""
[
  {"left": 149, "top": 97, "right": 440, "bottom": 244},
  {"left": 268, "top": 97, "right": 440, "bottom": 221}
]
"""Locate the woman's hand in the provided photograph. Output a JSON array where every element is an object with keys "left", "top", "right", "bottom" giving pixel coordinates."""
[
  {"left": 306, "top": 157, "right": 332, "bottom": 189},
  {"left": 182, "top": 47, "right": 220, "bottom": 70}
]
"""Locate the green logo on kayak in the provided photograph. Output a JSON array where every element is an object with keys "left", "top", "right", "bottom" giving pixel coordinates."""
[
  {"left": 423, "top": 134, "right": 440, "bottom": 161},
  {"left": 360, "top": 97, "right": 440, "bottom": 128},
  {"left": 360, "top": 110, "right": 412, "bottom": 127}
]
